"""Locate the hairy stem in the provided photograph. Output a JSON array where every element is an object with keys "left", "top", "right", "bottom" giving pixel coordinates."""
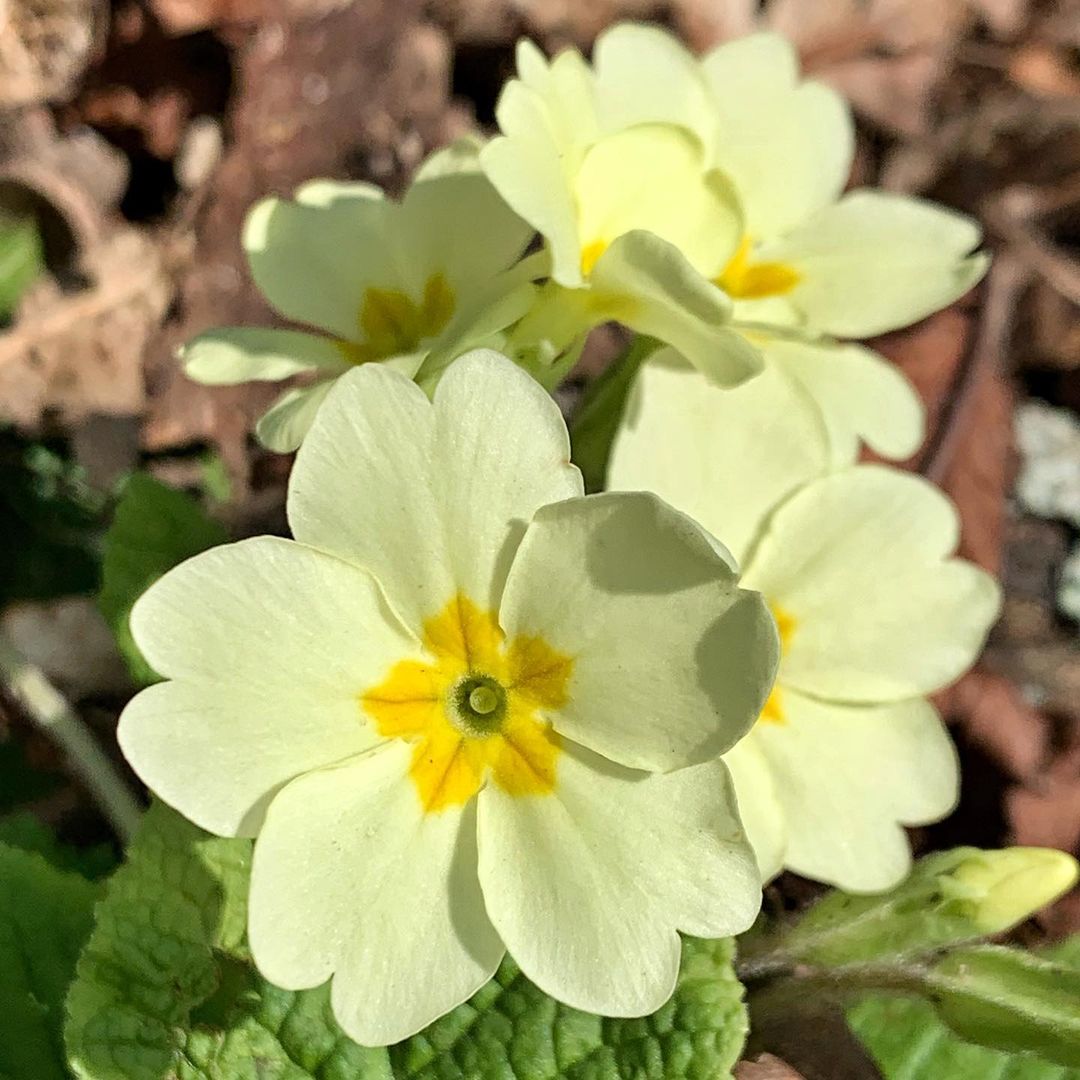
[{"left": 0, "top": 632, "right": 141, "bottom": 843}]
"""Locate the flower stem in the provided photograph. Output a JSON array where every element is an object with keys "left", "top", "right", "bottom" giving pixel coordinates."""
[{"left": 0, "top": 632, "right": 141, "bottom": 843}]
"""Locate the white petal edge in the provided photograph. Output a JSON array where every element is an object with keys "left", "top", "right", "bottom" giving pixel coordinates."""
[
  {"left": 121, "top": 536, "right": 414, "bottom": 835},
  {"left": 762, "top": 334, "right": 925, "bottom": 465},
  {"left": 181, "top": 328, "right": 351, "bottom": 386},
  {"left": 742, "top": 466, "right": 1003, "bottom": 701},
  {"left": 476, "top": 745, "right": 759, "bottom": 1016},
  {"left": 723, "top": 734, "right": 787, "bottom": 884},
  {"left": 608, "top": 347, "right": 832, "bottom": 567},
  {"left": 256, "top": 380, "right": 336, "bottom": 454},
  {"left": 760, "top": 190, "right": 989, "bottom": 338},
  {"left": 288, "top": 351, "right": 582, "bottom": 632},
  {"left": 754, "top": 692, "right": 959, "bottom": 891},
  {"left": 248, "top": 741, "right": 504, "bottom": 1046}
]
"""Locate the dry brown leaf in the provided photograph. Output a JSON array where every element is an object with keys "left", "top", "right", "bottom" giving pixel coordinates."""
[
  {"left": 142, "top": 2, "right": 463, "bottom": 481},
  {"left": 970, "top": 0, "right": 1031, "bottom": 38},
  {"left": 869, "top": 305, "right": 974, "bottom": 467},
  {"left": 941, "top": 668, "right": 1050, "bottom": 781},
  {"left": 1008, "top": 42, "right": 1080, "bottom": 98},
  {"left": 823, "top": 51, "right": 946, "bottom": 137},
  {"left": 0, "top": 227, "right": 170, "bottom": 428},
  {"left": 735, "top": 1054, "right": 808, "bottom": 1080},
  {"left": 1007, "top": 744, "right": 1080, "bottom": 853},
  {"left": 939, "top": 356, "right": 1015, "bottom": 574},
  {"left": 0, "top": 0, "right": 106, "bottom": 106}
]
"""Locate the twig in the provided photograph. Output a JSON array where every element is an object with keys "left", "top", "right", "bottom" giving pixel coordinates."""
[
  {"left": 920, "top": 253, "right": 1025, "bottom": 484},
  {"left": 0, "top": 632, "right": 141, "bottom": 843}
]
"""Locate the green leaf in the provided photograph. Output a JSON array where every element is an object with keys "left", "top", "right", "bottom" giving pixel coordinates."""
[
  {"left": 0, "top": 214, "right": 43, "bottom": 321},
  {"left": 849, "top": 994, "right": 1078, "bottom": 1080},
  {"left": 0, "top": 842, "right": 100, "bottom": 1080},
  {"left": 98, "top": 474, "right": 227, "bottom": 685},
  {"left": 570, "top": 336, "right": 658, "bottom": 494},
  {"left": 0, "top": 432, "right": 106, "bottom": 606},
  {"left": 0, "top": 812, "right": 116, "bottom": 880},
  {"left": 66, "top": 802, "right": 748, "bottom": 1079}
]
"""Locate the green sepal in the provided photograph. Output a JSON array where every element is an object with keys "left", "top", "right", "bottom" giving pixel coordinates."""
[
  {"left": 743, "top": 847, "right": 1079, "bottom": 971},
  {"left": 925, "top": 945, "right": 1080, "bottom": 1067}
]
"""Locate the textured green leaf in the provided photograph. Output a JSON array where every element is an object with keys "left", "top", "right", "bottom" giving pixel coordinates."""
[
  {"left": 0, "top": 842, "right": 100, "bottom": 1080},
  {"left": 850, "top": 936, "right": 1080, "bottom": 1078},
  {"left": 98, "top": 474, "right": 227, "bottom": 685},
  {"left": 0, "top": 214, "right": 43, "bottom": 320},
  {"left": 66, "top": 802, "right": 747, "bottom": 1079}
]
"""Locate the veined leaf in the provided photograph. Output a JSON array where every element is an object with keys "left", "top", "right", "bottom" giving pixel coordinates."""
[{"left": 66, "top": 802, "right": 748, "bottom": 1080}]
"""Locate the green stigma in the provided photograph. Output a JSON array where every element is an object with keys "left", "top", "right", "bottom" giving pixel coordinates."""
[{"left": 450, "top": 673, "right": 508, "bottom": 736}]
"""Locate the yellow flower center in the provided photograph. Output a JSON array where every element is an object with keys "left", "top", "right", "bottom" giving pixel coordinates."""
[
  {"left": 339, "top": 271, "right": 456, "bottom": 364},
  {"left": 580, "top": 238, "right": 608, "bottom": 277},
  {"left": 759, "top": 602, "right": 796, "bottom": 725},
  {"left": 715, "top": 236, "right": 801, "bottom": 300},
  {"left": 361, "top": 594, "right": 572, "bottom": 813}
]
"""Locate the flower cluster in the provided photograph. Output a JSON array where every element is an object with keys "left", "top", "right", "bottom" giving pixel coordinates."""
[{"left": 124, "top": 22, "right": 1001, "bottom": 1048}]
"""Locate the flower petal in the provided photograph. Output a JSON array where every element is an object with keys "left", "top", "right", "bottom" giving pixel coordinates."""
[
  {"left": 608, "top": 348, "right": 831, "bottom": 566},
  {"left": 288, "top": 352, "right": 582, "bottom": 632},
  {"left": 760, "top": 190, "right": 989, "bottom": 337},
  {"left": 593, "top": 23, "right": 716, "bottom": 143},
  {"left": 255, "top": 380, "right": 336, "bottom": 454},
  {"left": 575, "top": 126, "right": 742, "bottom": 279},
  {"left": 590, "top": 231, "right": 763, "bottom": 387},
  {"left": 119, "top": 537, "right": 413, "bottom": 836},
  {"left": 182, "top": 328, "right": 352, "bottom": 385},
  {"left": 701, "top": 33, "right": 853, "bottom": 239},
  {"left": 243, "top": 191, "right": 390, "bottom": 340},
  {"left": 500, "top": 490, "right": 778, "bottom": 771},
  {"left": 248, "top": 741, "right": 504, "bottom": 1046},
  {"left": 476, "top": 744, "right": 759, "bottom": 1016},
  {"left": 742, "top": 466, "right": 1002, "bottom": 701},
  {"left": 398, "top": 171, "right": 533, "bottom": 296},
  {"left": 752, "top": 692, "right": 958, "bottom": 891},
  {"left": 723, "top": 735, "right": 786, "bottom": 883},
  {"left": 762, "top": 335, "right": 925, "bottom": 464},
  {"left": 482, "top": 80, "right": 583, "bottom": 286}
]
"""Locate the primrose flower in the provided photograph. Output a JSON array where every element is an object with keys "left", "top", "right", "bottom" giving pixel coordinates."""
[
  {"left": 479, "top": 40, "right": 762, "bottom": 386},
  {"left": 182, "top": 153, "right": 534, "bottom": 452},
  {"left": 118, "top": 351, "right": 777, "bottom": 1045},
  {"left": 589, "top": 24, "right": 989, "bottom": 461},
  {"left": 610, "top": 354, "right": 1001, "bottom": 891}
]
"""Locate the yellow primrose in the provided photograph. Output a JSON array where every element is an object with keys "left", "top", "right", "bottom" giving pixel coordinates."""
[
  {"left": 589, "top": 24, "right": 990, "bottom": 462},
  {"left": 181, "top": 147, "right": 535, "bottom": 452},
  {"left": 609, "top": 353, "right": 1001, "bottom": 892},
  {"left": 118, "top": 350, "right": 777, "bottom": 1046},
  {"left": 480, "top": 40, "right": 763, "bottom": 387}
]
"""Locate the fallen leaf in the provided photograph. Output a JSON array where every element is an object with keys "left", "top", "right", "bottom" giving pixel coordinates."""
[
  {"left": 0, "top": 227, "right": 170, "bottom": 428},
  {"left": 941, "top": 668, "right": 1050, "bottom": 782},
  {"left": 735, "top": 1054, "right": 808, "bottom": 1080},
  {"left": 0, "top": 0, "right": 106, "bottom": 107}
]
